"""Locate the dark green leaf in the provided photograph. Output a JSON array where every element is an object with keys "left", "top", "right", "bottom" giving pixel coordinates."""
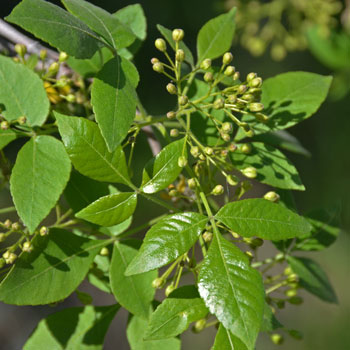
[
  {"left": 10, "top": 136, "right": 71, "bottom": 233},
  {"left": 197, "top": 7, "right": 236, "bottom": 63},
  {"left": 230, "top": 142, "right": 305, "bottom": 190},
  {"left": 110, "top": 240, "right": 156, "bottom": 319},
  {"left": 145, "top": 285, "right": 208, "bottom": 340},
  {"left": 6, "top": 0, "right": 102, "bottom": 59},
  {"left": 212, "top": 324, "right": 247, "bottom": 350},
  {"left": 0, "top": 129, "right": 17, "bottom": 150},
  {"left": 23, "top": 304, "right": 119, "bottom": 350},
  {"left": 260, "top": 303, "right": 283, "bottom": 332},
  {"left": 76, "top": 192, "right": 137, "bottom": 226},
  {"left": 0, "top": 55, "right": 49, "bottom": 126},
  {"left": 157, "top": 24, "right": 194, "bottom": 66},
  {"left": 215, "top": 198, "right": 312, "bottom": 240},
  {"left": 127, "top": 314, "right": 181, "bottom": 350},
  {"left": 198, "top": 233, "right": 264, "bottom": 350},
  {"left": 287, "top": 256, "right": 338, "bottom": 303},
  {"left": 91, "top": 56, "right": 137, "bottom": 152},
  {"left": 141, "top": 138, "right": 186, "bottom": 194},
  {"left": 55, "top": 112, "right": 130, "bottom": 185},
  {"left": 125, "top": 212, "right": 207, "bottom": 275},
  {"left": 0, "top": 229, "right": 106, "bottom": 305}
]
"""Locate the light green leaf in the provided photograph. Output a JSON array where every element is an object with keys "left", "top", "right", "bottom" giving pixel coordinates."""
[
  {"left": 197, "top": 7, "right": 236, "bottom": 63},
  {"left": 0, "top": 55, "right": 50, "bottom": 126},
  {"left": 145, "top": 285, "right": 208, "bottom": 340},
  {"left": 0, "top": 229, "right": 106, "bottom": 305},
  {"left": 76, "top": 192, "right": 137, "bottom": 226},
  {"left": 6, "top": 0, "right": 102, "bottom": 59},
  {"left": 127, "top": 314, "right": 181, "bottom": 350},
  {"left": 23, "top": 304, "right": 119, "bottom": 350},
  {"left": 55, "top": 112, "right": 130, "bottom": 185},
  {"left": 141, "top": 138, "right": 186, "bottom": 194},
  {"left": 212, "top": 325, "right": 247, "bottom": 350},
  {"left": 287, "top": 256, "right": 338, "bottom": 303},
  {"left": 198, "top": 233, "right": 264, "bottom": 350},
  {"left": 10, "top": 136, "right": 71, "bottom": 233},
  {"left": 260, "top": 303, "right": 283, "bottom": 332},
  {"left": 0, "top": 129, "right": 17, "bottom": 150},
  {"left": 110, "top": 240, "right": 156, "bottom": 319},
  {"left": 62, "top": 0, "right": 135, "bottom": 50},
  {"left": 91, "top": 56, "right": 137, "bottom": 152},
  {"left": 125, "top": 212, "right": 207, "bottom": 275},
  {"left": 230, "top": 142, "right": 305, "bottom": 190},
  {"left": 215, "top": 198, "right": 312, "bottom": 240},
  {"left": 157, "top": 24, "right": 194, "bottom": 66}
]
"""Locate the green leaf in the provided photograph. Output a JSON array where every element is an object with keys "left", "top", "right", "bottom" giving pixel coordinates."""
[
  {"left": 62, "top": 0, "right": 135, "bottom": 50},
  {"left": 10, "top": 136, "right": 71, "bottom": 233},
  {"left": 215, "top": 198, "right": 312, "bottom": 240},
  {"left": 260, "top": 303, "right": 283, "bottom": 332},
  {"left": 55, "top": 112, "right": 130, "bottom": 185},
  {"left": 0, "top": 229, "right": 106, "bottom": 305},
  {"left": 88, "top": 253, "right": 111, "bottom": 294},
  {"left": 0, "top": 129, "right": 17, "bottom": 150},
  {"left": 141, "top": 138, "right": 187, "bottom": 194},
  {"left": 230, "top": 142, "right": 305, "bottom": 190},
  {"left": 157, "top": 24, "right": 194, "bottom": 66},
  {"left": 6, "top": 0, "right": 102, "bottom": 59},
  {"left": 212, "top": 325, "right": 247, "bottom": 350},
  {"left": 145, "top": 285, "right": 208, "bottom": 340},
  {"left": 0, "top": 55, "right": 49, "bottom": 126},
  {"left": 125, "top": 212, "right": 207, "bottom": 275},
  {"left": 287, "top": 256, "right": 338, "bottom": 303},
  {"left": 23, "top": 304, "right": 119, "bottom": 350},
  {"left": 127, "top": 314, "right": 181, "bottom": 350},
  {"left": 91, "top": 56, "right": 137, "bottom": 152},
  {"left": 110, "top": 240, "right": 156, "bottom": 319},
  {"left": 76, "top": 192, "right": 137, "bottom": 226},
  {"left": 198, "top": 233, "right": 264, "bottom": 350},
  {"left": 197, "top": 7, "right": 236, "bottom": 63}
]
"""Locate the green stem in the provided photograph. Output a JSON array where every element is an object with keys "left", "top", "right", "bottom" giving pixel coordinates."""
[{"left": 0, "top": 206, "right": 16, "bottom": 215}]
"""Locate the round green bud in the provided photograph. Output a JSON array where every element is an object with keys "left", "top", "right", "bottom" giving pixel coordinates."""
[
  {"left": 246, "top": 72, "right": 257, "bottom": 82},
  {"left": 275, "top": 252, "right": 285, "bottom": 262},
  {"left": 48, "top": 62, "right": 60, "bottom": 75},
  {"left": 0, "top": 233, "right": 6, "bottom": 242},
  {"left": 247, "top": 37, "right": 266, "bottom": 56},
  {"left": 228, "top": 143, "right": 237, "bottom": 152},
  {"left": 285, "top": 289, "right": 298, "bottom": 298},
  {"left": 242, "top": 93, "right": 255, "bottom": 102},
  {"left": 11, "top": 222, "right": 20, "bottom": 231},
  {"left": 221, "top": 133, "right": 230, "bottom": 142},
  {"left": 39, "top": 49, "right": 47, "bottom": 60},
  {"left": 249, "top": 103, "right": 264, "bottom": 112},
  {"left": 178, "top": 95, "right": 188, "bottom": 106},
  {"left": 178, "top": 155, "right": 188, "bottom": 168},
  {"left": 0, "top": 121, "right": 9, "bottom": 130},
  {"left": 271, "top": 44, "right": 286, "bottom": 61},
  {"left": 245, "top": 128, "right": 254, "bottom": 138},
  {"left": 288, "top": 329, "right": 303, "bottom": 340},
  {"left": 212, "top": 184, "right": 224, "bottom": 196},
  {"left": 222, "top": 52, "right": 233, "bottom": 65},
  {"left": 172, "top": 28, "right": 184, "bottom": 42},
  {"left": 3, "top": 219, "right": 12, "bottom": 229},
  {"left": 188, "top": 178, "right": 197, "bottom": 189},
  {"left": 255, "top": 113, "right": 269, "bottom": 123},
  {"left": 170, "top": 129, "right": 179, "bottom": 137},
  {"left": 222, "top": 122, "right": 233, "bottom": 134},
  {"left": 270, "top": 333, "right": 284, "bottom": 345},
  {"left": 288, "top": 296, "right": 303, "bottom": 305},
  {"left": 251, "top": 238, "right": 264, "bottom": 247},
  {"left": 213, "top": 98, "right": 225, "bottom": 109},
  {"left": 66, "top": 94, "right": 76, "bottom": 103},
  {"left": 287, "top": 273, "right": 299, "bottom": 283},
  {"left": 220, "top": 149, "right": 228, "bottom": 158},
  {"left": 12, "top": 57, "right": 20, "bottom": 63},
  {"left": 233, "top": 71, "right": 240, "bottom": 81},
  {"left": 250, "top": 77, "right": 262, "bottom": 88},
  {"left": 166, "top": 83, "right": 177, "bottom": 95},
  {"left": 39, "top": 226, "right": 48, "bottom": 236},
  {"left": 100, "top": 247, "right": 109, "bottom": 256},
  {"left": 18, "top": 116, "right": 27, "bottom": 125},
  {"left": 226, "top": 174, "right": 239, "bottom": 186},
  {"left": 241, "top": 143, "right": 252, "bottom": 154},
  {"left": 192, "top": 319, "right": 206, "bottom": 333},
  {"left": 237, "top": 84, "right": 247, "bottom": 95},
  {"left": 165, "top": 284, "right": 176, "bottom": 297},
  {"left": 264, "top": 191, "right": 280, "bottom": 202},
  {"left": 59, "top": 51, "right": 68, "bottom": 62},
  {"left": 224, "top": 65, "right": 235, "bottom": 76},
  {"left": 204, "top": 147, "right": 214, "bottom": 155},
  {"left": 227, "top": 94, "right": 237, "bottom": 104},
  {"left": 190, "top": 146, "right": 200, "bottom": 157},
  {"left": 203, "top": 231, "right": 213, "bottom": 242},
  {"left": 242, "top": 166, "right": 257, "bottom": 179},
  {"left": 175, "top": 49, "right": 185, "bottom": 62},
  {"left": 7, "top": 252, "right": 17, "bottom": 264},
  {"left": 15, "top": 43, "right": 27, "bottom": 57},
  {"left": 155, "top": 38, "right": 167, "bottom": 52},
  {"left": 152, "top": 277, "right": 165, "bottom": 289},
  {"left": 204, "top": 72, "right": 214, "bottom": 83},
  {"left": 200, "top": 58, "right": 212, "bottom": 70},
  {"left": 167, "top": 111, "right": 176, "bottom": 119},
  {"left": 169, "top": 189, "right": 179, "bottom": 197},
  {"left": 152, "top": 62, "right": 164, "bottom": 73},
  {"left": 22, "top": 241, "right": 33, "bottom": 253},
  {"left": 284, "top": 266, "right": 293, "bottom": 275},
  {"left": 151, "top": 57, "right": 159, "bottom": 64}
]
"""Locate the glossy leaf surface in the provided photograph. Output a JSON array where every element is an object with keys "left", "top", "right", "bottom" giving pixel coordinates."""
[{"left": 212, "top": 325, "right": 247, "bottom": 350}]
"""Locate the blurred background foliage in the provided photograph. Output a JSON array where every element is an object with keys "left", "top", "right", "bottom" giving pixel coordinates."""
[{"left": 0, "top": 0, "right": 349, "bottom": 349}]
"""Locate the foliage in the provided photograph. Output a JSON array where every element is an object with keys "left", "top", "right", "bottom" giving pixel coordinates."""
[{"left": 0, "top": 1, "right": 340, "bottom": 349}]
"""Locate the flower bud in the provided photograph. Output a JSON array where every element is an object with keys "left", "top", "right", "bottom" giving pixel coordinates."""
[
  {"left": 167, "top": 111, "right": 176, "bottom": 119},
  {"left": 199, "top": 154, "right": 206, "bottom": 161},
  {"left": 39, "top": 49, "right": 47, "bottom": 60},
  {"left": 271, "top": 44, "right": 286, "bottom": 61},
  {"left": 222, "top": 52, "right": 233, "bottom": 65},
  {"left": 166, "top": 83, "right": 177, "bottom": 95},
  {"left": 204, "top": 72, "right": 214, "bottom": 82},
  {"left": 264, "top": 191, "right": 280, "bottom": 202},
  {"left": 100, "top": 247, "right": 109, "bottom": 256},
  {"left": 190, "top": 146, "right": 200, "bottom": 157},
  {"left": 1, "top": 121, "right": 9, "bottom": 130},
  {"left": 4, "top": 219, "right": 11, "bottom": 229},
  {"left": 222, "top": 122, "right": 233, "bottom": 133},
  {"left": 0, "top": 233, "right": 6, "bottom": 242},
  {"left": 242, "top": 94, "right": 255, "bottom": 102},
  {"left": 227, "top": 94, "right": 237, "bottom": 103},
  {"left": 39, "top": 226, "right": 48, "bottom": 236},
  {"left": 155, "top": 38, "right": 167, "bottom": 52},
  {"left": 153, "top": 62, "right": 164, "bottom": 73},
  {"left": 192, "top": 319, "right": 206, "bottom": 333},
  {"left": 200, "top": 58, "right": 211, "bottom": 70},
  {"left": 237, "top": 84, "right": 247, "bottom": 94},
  {"left": 165, "top": 284, "right": 176, "bottom": 297},
  {"left": 246, "top": 72, "right": 257, "bottom": 82},
  {"left": 11, "top": 222, "right": 20, "bottom": 231},
  {"left": 287, "top": 273, "right": 299, "bottom": 283},
  {"left": 241, "top": 143, "right": 252, "bottom": 154},
  {"left": 249, "top": 103, "right": 264, "bottom": 112},
  {"left": 228, "top": 143, "right": 237, "bottom": 152},
  {"left": 242, "top": 166, "right": 257, "bottom": 179},
  {"left": 226, "top": 174, "right": 239, "bottom": 186},
  {"left": 212, "top": 184, "right": 224, "bottom": 196},
  {"left": 48, "top": 62, "right": 60, "bottom": 75},
  {"left": 204, "top": 147, "right": 213, "bottom": 155},
  {"left": 152, "top": 277, "right": 165, "bottom": 289},
  {"left": 59, "top": 51, "right": 68, "bottom": 62},
  {"left": 66, "top": 94, "right": 76, "bottom": 103},
  {"left": 271, "top": 333, "right": 284, "bottom": 345},
  {"left": 285, "top": 289, "right": 298, "bottom": 298},
  {"left": 203, "top": 231, "right": 213, "bottom": 242},
  {"left": 250, "top": 77, "right": 262, "bottom": 88},
  {"left": 284, "top": 267, "right": 293, "bottom": 275},
  {"left": 18, "top": 116, "right": 27, "bottom": 125},
  {"left": 251, "top": 238, "right": 264, "bottom": 247},
  {"left": 15, "top": 43, "right": 27, "bottom": 57},
  {"left": 172, "top": 28, "right": 184, "bottom": 42},
  {"left": 224, "top": 65, "right": 235, "bottom": 76},
  {"left": 221, "top": 133, "right": 230, "bottom": 142},
  {"left": 188, "top": 178, "right": 196, "bottom": 189},
  {"left": 170, "top": 129, "right": 179, "bottom": 137},
  {"left": 151, "top": 57, "right": 159, "bottom": 64},
  {"left": 175, "top": 49, "right": 185, "bottom": 62},
  {"left": 233, "top": 71, "right": 240, "bottom": 81},
  {"left": 22, "top": 241, "right": 33, "bottom": 253},
  {"left": 178, "top": 95, "right": 188, "bottom": 106},
  {"left": 0, "top": 258, "right": 5, "bottom": 269},
  {"left": 245, "top": 250, "right": 254, "bottom": 261},
  {"left": 178, "top": 155, "right": 188, "bottom": 168},
  {"left": 168, "top": 189, "right": 179, "bottom": 197},
  {"left": 255, "top": 113, "right": 269, "bottom": 122},
  {"left": 213, "top": 98, "right": 225, "bottom": 109}
]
